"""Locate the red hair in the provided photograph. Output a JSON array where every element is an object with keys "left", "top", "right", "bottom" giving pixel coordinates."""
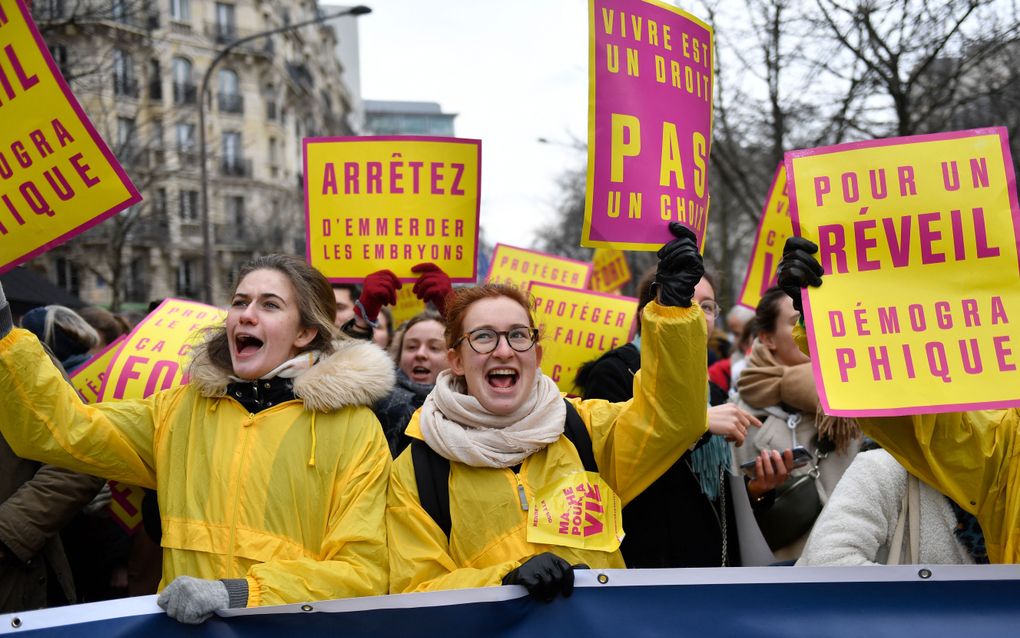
[{"left": 444, "top": 283, "right": 535, "bottom": 348}]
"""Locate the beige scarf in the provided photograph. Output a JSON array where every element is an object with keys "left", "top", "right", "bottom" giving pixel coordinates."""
[
  {"left": 738, "top": 339, "right": 860, "bottom": 453},
  {"left": 418, "top": 369, "right": 565, "bottom": 468}
]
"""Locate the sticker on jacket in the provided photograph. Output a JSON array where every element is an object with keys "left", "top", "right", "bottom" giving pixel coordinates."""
[{"left": 526, "top": 471, "right": 624, "bottom": 552}]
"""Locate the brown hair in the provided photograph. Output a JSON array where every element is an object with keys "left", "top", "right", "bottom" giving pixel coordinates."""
[
  {"left": 193, "top": 255, "right": 339, "bottom": 374},
  {"left": 78, "top": 306, "right": 130, "bottom": 347},
  {"left": 387, "top": 309, "right": 445, "bottom": 364},
  {"left": 444, "top": 283, "right": 534, "bottom": 349},
  {"left": 755, "top": 286, "right": 789, "bottom": 337}
]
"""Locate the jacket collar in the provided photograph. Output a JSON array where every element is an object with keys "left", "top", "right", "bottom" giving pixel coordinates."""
[{"left": 188, "top": 338, "right": 395, "bottom": 411}]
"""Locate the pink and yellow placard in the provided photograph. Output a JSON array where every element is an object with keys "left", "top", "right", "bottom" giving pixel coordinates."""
[
  {"left": 487, "top": 244, "right": 593, "bottom": 292},
  {"left": 786, "top": 127, "right": 1020, "bottom": 416},
  {"left": 737, "top": 165, "right": 792, "bottom": 310},
  {"left": 589, "top": 247, "right": 632, "bottom": 293},
  {"left": 304, "top": 136, "right": 480, "bottom": 283},
  {"left": 527, "top": 471, "right": 624, "bottom": 552},
  {"left": 70, "top": 336, "right": 125, "bottom": 404},
  {"left": 0, "top": 0, "right": 140, "bottom": 274},
  {"left": 583, "top": 0, "right": 714, "bottom": 251},
  {"left": 99, "top": 299, "right": 224, "bottom": 401},
  {"left": 530, "top": 282, "right": 637, "bottom": 393}
]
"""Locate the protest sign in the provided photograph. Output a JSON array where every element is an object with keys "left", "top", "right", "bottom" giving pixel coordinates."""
[
  {"left": 589, "top": 246, "right": 632, "bottom": 293},
  {"left": 0, "top": 0, "right": 140, "bottom": 274},
  {"left": 583, "top": 0, "right": 714, "bottom": 251},
  {"left": 487, "top": 244, "right": 593, "bottom": 292},
  {"left": 390, "top": 285, "right": 427, "bottom": 330},
  {"left": 305, "top": 136, "right": 480, "bottom": 283},
  {"left": 530, "top": 282, "right": 637, "bottom": 392},
  {"left": 70, "top": 335, "right": 124, "bottom": 404},
  {"left": 786, "top": 127, "right": 1020, "bottom": 416},
  {"left": 99, "top": 299, "right": 224, "bottom": 401},
  {"left": 527, "top": 471, "right": 624, "bottom": 553},
  {"left": 737, "top": 164, "right": 792, "bottom": 310}
]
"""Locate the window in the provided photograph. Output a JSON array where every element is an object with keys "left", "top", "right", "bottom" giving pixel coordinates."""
[
  {"left": 153, "top": 187, "right": 168, "bottom": 217},
  {"left": 113, "top": 48, "right": 135, "bottom": 97},
  {"left": 176, "top": 258, "right": 198, "bottom": 298},
  {"left": 55, "top": 257, "right": 80, "bottom": 296},
  {"left": 127, "top": 256, "right": 149, "bottom": 303},
  {"left": 116, "top": 116, "right": 136, "bottom": 160},
  {"left": 179, "top": 189, "right": 198, "bottom": 221},
  {"left": 172, "top": 57, "right": 194, "bottom": 104},
  {"left": 214, "top": 3, "right": 235, "bottom": 40},
  {"left": 268, "top": 137, "right": 277, "bottom": 163},
  {"left": 111, "top": 0, "right": 128, "bottom": 22},
  {"left": 148, "top": 58, "right": 162, "bottom": 99},
  {"left": 217, "top": 68, "right": 242, "bottom": 113},
  {"left": 225, "top": 195, "right": 244, "bottom": 228},
  {"left": 150, "top": 118, "right": 164, "bottom": 148},
  {"left": 48, "top": 44, "right": 68, "bottom": 78},
  {"left": 221, "top": 131, "right": 242, "bottom": 174},
  {"left": 176, "top": 121, "right": 195, "bottom": 161},
  {"left": 170, "top": 0, "right": 190, "bottom": 22}
]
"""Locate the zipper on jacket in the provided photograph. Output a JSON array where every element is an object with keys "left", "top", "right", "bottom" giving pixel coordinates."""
[{"left": 512, "top": 470, "right": 529, "bottom": 511}]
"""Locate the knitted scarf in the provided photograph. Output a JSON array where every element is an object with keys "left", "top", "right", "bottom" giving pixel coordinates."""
[
  {"left": 739, "top": 339, "right": 860, "bottom": 453},
  {"left": 418, "top": 369, "right": 565, "bottom": 468}
]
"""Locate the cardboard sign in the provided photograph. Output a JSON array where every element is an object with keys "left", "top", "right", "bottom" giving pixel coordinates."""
[
  {"left": 736, "top": 165, "right": 792, "bottom": 310},
  {"left": 487, "top": 244, "right": 593, "bottom": 292},
  {"left": 0, "top": 0, "right": 140, "bottom": 274},
  {"left": 589, "top": 247, "right": 632, "bottom": 293},
  {"left": 786, "top": 127, "right": 1020, "bottom": 416},
  {"left": 530, "top": 282, "right": 637, "bottom": 392},
  {"left": 99, "top": 299, "right": 224, "bottom": 401},
  {"left": 69, "top": 336, "right": 125, "bottom": 404},
  {"left": 305, "top": 136, "right": 480, "bottom": 283},
  {"left": 583, "top": 0, "right": 714, "bottom": 251},
  {"left": 527, "top": 471, "right": 624, "bottom": 553}
]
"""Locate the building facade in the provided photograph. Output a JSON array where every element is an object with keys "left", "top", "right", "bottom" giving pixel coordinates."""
[
  {"left": 29, "top": 0, "right": 361, "bottom": 309},
  {"left": 363, "top": 100, "right": 456, "bottom": 136}
]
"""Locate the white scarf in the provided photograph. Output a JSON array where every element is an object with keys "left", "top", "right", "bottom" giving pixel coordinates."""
[
  {"left": 418, "top": 369, "right": 565, "bottom": 468},
  {"left": 229, "top": 351, "right": 319, "bottom": 382}
]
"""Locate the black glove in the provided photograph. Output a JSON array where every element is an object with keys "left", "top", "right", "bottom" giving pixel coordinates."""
[
  {"left": 0, "top": 280, "right": 11, "bottom": 339},
  {"left": 502, "top": 552, "right": 575, "bottom": 602},
  {"left": 654, "top": 222, "right": 704, "bottom": 307},
  {"left": 775, "top": 237, "right": 824, "bottom": 314}
]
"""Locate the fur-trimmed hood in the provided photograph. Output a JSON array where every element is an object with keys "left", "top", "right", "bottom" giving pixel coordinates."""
[{"left": 187, "top": 338, "right": 395, "bottom": 412}]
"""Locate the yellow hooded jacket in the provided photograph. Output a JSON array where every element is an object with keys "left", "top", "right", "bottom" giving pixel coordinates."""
[
  {"left": 792, "top": 324, "right": 1020, "bottom": 563},
  {"left": 0, "top": 329, "right": 395, "bottom": 606},
  {"left": 387, "top": 302, "right": 709, "bottom": 593}
]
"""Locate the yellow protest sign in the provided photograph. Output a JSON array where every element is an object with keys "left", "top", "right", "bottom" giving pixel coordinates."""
[
  {"left": 305, "top": 136, "right": 480, "bottom": 283},
  {"left": 786, "top": 127, "right": 1020, "bottom": 416},
  {"left": 390, "top": 284, "right": 427, "bottom": 330},
  {"left": 70, "top": 335, "right": 124, "bottom": 404},
  {"left": 530, "top": 282, "right": 637, "bottom": 392},
  {"left": 0, "top": 0, "right": 140, "bottom": 274},
  {"left": 106, "top": 480, "right": 145, "bottom": 534},
  {"left": 589, "top": 247, "right": 632, "bottom": 293},
  {"left": 527, "top": 471, "right": 624, "bottom": 553},
  {"left": 737, "top": 164, "right": 791, "bottom": 310},
  {"left": 99, "top": 299, "right": 224, "bottom": 401},
  {"left": 488, "top": 244, "right": 593, "bottom": 292}
]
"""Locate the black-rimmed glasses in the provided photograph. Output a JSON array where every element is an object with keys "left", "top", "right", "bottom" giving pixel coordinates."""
[{"left": 453, "top": 327, "right": 539, "bottom": 354}]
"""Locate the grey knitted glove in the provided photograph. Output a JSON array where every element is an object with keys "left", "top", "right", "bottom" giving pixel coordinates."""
[
  {"left": 0, "top": 280, "right": 11, "bottom": 339},
  {"left": 157, "top": 575, "right": 247, "bottom": 624}
]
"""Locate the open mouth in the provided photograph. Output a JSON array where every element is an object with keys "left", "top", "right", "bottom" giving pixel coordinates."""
[
  {"left": 410, "top": 366, "right": 432, "bottom": 381},
  {"left": 235, "top": 334, "right": 264, "bottom": 356},
  {"left": 487, "top": 368, "right": 519, "bottom": 389}
]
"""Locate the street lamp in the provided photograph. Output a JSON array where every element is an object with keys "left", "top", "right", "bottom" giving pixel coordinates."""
[{"left": 197, "top": 5, "right": 372, "bottom": 303}]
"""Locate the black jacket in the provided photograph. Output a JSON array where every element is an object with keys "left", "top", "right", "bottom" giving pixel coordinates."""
[{"left": 373, "top": 370, "right": 434, "bottom": 458}]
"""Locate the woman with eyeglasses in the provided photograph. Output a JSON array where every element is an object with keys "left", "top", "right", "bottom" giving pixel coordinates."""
[
  {"left": 386, "top": 223, "right": 710, "bottom": 601},
  {"left": 732, "top": 286, "right": 863, "bottom": 561}
]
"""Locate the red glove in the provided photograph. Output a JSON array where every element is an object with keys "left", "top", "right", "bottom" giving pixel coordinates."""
[
  {"left": 411, "top": 263, "right": 453, "bottom": 316},
  {"left": 357, "top": 270, "right": 401, "bottom": 324}
]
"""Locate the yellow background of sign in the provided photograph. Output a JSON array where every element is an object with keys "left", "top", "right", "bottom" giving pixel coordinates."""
[
  {"left": 737, "top": 165, "right": 791, "bottom": 310},
  {"left": 788, "top": 131, "right": 1020, "bottom": 415},
  {"left": 305, "top": 138, "right": 479, "bottom": 283},
  {"left": 488, "top": 245, "right": 593, "bottom": 292},
  {"left": 530, "top": 282, "right": 637, "bottom": 393},
  {"left": 589, "top": 247, "right": 632, "bottom": 293},
  {"left": 390, "top": 285, "right": 428, "bottom": 330},
  {"left": 527, "top": 471, "right": 623, "bottom": 553},
  {"left": 70, "top": 336, "right": 124, "bottom": 404},
  {"left": 1, "top": 0, "right": 138, "bottom": 272},
  {"left": 100, "top": 299, "right": 224, "bottom": 401}
]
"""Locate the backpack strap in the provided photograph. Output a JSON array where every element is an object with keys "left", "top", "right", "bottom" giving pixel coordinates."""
[
  {"left": 411, "top": 439, "right": 452, "bottom": 539},
  {"left": 562, "top": 398, "right": 597, "bottom": 472}
]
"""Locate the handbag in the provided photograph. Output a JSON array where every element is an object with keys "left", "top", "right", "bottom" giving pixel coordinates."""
[{"left": 754, "top": 411, "right": 824, "bottom": 550}]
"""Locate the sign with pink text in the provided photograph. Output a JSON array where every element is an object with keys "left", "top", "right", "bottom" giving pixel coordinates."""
[
  {"left": 737, "top": 164, "right": 792, "bottom": 310},
  {"left": 98, "top": 299, "right": 224, "bottom": 401},
  {"left": 69, "top": 336, "right": 125, "bottom": 404},
  {"left": 530, "top": 282, "right": 637, "bottom": 393},
  {"left": 487, "top": 244, "right": 593, "bottom": 291},
  {"left": 589, "top": 246, "right": 632, "bottom": 293},
  {"left": 583, "top": 0, "right": 713, "bottom": 251},
  {"left": 786, "top": 127, "right": 1020, "bottom": 416},
  {"left": 304, "top": 136, "right": 480, "bottom": 283},
  {"left": 0, "top": 0, "right": 140, "bottom": 274}
]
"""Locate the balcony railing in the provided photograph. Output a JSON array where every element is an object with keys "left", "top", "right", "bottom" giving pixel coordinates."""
[
  {"left": 220, "top": 158, "right": 252, "bottom": 178},
  {"left": 218, "top": 92, "right": 243, "bottom": 114},
  {"left": 113, "top": 77, "right": 139, "bottom": 98},
  {"left": 173, "top": 82, "right": 197, "bottom": 105}
]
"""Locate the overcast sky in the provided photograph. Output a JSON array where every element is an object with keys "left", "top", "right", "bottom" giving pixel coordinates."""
[{"left": 357, "top": 0, "right": 591, "bottom": 250}]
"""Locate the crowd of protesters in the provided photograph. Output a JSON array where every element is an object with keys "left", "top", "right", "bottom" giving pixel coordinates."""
[{"left": 0, "top": 224, "right": 997, "bottom": 623}]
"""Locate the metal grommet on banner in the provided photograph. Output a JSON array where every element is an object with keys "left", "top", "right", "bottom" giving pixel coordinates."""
[
  {"left": 301, "top": 604, "right": 314, "bottom": 612},
  {"left": 918, "top": 568, "right": 932, "bottom": 580},
  {"left": 10, "top": 617, "right": 22, "bottom": 629},
  {"left": 597, "top": 573, "right": 610, "bottom": 585}
]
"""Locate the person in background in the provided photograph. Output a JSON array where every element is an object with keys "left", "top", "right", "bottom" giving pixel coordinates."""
[
  {"left": 345, "top": 262, "right": 453, "bottom": 345},
  {"left": 374, "top": 307, "right": 394, "bottom": 349},
  {"left": 387, "top": 223, "right": 710, "bottom": 599},
  {"left": 77, "top": 306, "right": 132, "bottom": 351},
  {"left": 776, "top": 237, "right": 1016, "bottom": 562},
  {"left": 19, "top": 305, "right": 100, "bottom": 374},
  {"left": 332, "top": 283, "right": 360, "bottom": 328},
  {"left": 0, "top": 255, "right": 394, "bottom": 623}
]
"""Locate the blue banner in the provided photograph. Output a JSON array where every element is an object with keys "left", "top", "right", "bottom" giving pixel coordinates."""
[{"left": 3, "top": 567, "right": 1019, "bottom": 637}]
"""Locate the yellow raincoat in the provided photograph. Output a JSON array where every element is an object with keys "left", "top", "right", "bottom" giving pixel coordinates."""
[
  {"left": 0, "top": 329, "right": 395, "bottom": 606},
  {"left": 793, "top": 324, "right": 1020, "bottom": 563},
  {"left": 387, "top": 301, "right": 709, "bottom": 593}
]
